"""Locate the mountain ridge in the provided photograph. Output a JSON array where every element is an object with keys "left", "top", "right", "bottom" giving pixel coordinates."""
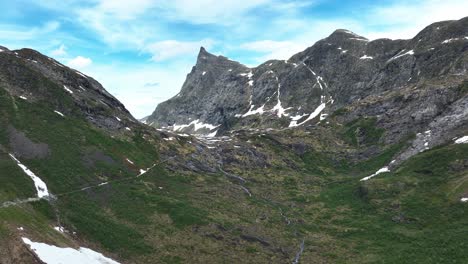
[{"left": 146, "top": 17, "right": 468, "bottom": 140}]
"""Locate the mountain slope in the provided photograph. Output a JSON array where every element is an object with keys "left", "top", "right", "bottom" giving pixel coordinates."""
[{"left": 0, "top": 17, "right": 467, "bottom": 264}]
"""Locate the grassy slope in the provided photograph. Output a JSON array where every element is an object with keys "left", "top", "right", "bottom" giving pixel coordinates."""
[{"left": 1, "top": 83, "right": 467, "bottom": 263}]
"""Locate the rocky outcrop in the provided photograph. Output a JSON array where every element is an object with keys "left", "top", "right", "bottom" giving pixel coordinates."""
[{"left": 147, "top": 17, "right": 468, "bottom": 145}]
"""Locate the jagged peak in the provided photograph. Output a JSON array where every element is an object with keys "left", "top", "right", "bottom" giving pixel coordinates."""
[{"left": 196, "top": 46, "right": 217, "bottom": 62}]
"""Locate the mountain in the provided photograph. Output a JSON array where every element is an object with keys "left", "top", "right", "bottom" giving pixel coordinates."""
[
  {"left": 0, "top": 17, "right": 468, "bottom": 264},
  {"left": 148, "top": 18, "right": 468, "bottom": 144}
]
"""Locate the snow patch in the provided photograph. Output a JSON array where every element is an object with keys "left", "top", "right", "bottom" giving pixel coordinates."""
[
  {"left": 455, "top": 136, "right": 468, "bottom": 144},
  {"left": 271, "top": 76, "right": 291, "bottom": 117},
  {"left": 387, "top": 50, "right": 414, "bottom": 62},
  {"left": 9, "top": 154, "right": 49, "bottom": 198},
  {"left": 115, "top": 117, "right": 121, "bottom": 122},
  {"left": 19, "top": 96, "right": 27, "bottom": 100},
  {"left": 240, "top": 104, "right": 265, "bottom": 117},
  {"left": 171, "top": 119, "right": 220, "bottom": 132},
  {"left": 360, "top": 167, "right": 390, "bottom": 181},
  {"left": 441, "top": 38, "right": 462, "bottom": 44},
  {"left": 239, "top": 71, "right": 253, "bottom": 78},
  {"left": 63, "top": 85, "right": 73, "bottom": 94},
  {"left": 360, "top": 55, "right": 373, "bottom": 60},
  {"left": 54, "top": 111, "right": 64, "bottom": 117},
  {"left": 126, "top": 158, "right": 134, "bottom": 165},
  {"left": 202, "top": 71, "right": 206, "bottom": 76},
  {"left": 289, "top": 103, "right": 326, "bottom": 127},
  {"left": 22, "top": 237, "right": 120, "bottom": 264},
  {"left": 205, "top": 130, "right": 218, "bottom": 138},
  {"left": 54, "top": 226, "right": 66, "bottom": 233},
  {"left": 461, "top": 198, "right": 468, "bottom": 202}
]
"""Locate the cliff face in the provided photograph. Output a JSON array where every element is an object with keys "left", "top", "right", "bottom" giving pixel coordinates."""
[{"left": 147, "top": 18, "right": 468, "bottom": 145}]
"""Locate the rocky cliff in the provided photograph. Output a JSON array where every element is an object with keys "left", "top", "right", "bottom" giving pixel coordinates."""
[{"left": 147, "top": 18, "right": 468, "bottom": 145}]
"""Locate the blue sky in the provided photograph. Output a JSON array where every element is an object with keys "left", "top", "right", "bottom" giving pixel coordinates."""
[{"left": 1, "top": 0, "right": 466, "bottom": 118}]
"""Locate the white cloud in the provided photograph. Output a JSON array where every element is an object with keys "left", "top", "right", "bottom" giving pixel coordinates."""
[
  {"left": 67, "top": 56, "right": 92, "bottom": 69},
  {"left": 51, "top": 44, "right": 67, "bottom": 57},
  {"left": 144, "top": 39, "right": 215, "bottom": 61}
]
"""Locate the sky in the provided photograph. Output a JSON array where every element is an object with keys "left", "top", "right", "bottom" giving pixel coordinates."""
[{"left": 1, "top": 0, "right": 467, "bottom": 118}]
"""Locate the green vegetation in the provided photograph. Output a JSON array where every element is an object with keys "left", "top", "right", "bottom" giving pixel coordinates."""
[
  {"left": 343, "top": 117, "right": 385, "bottom": 147},
  {"left": 1, "top": 80, "right": 467, "bottom": 263}
]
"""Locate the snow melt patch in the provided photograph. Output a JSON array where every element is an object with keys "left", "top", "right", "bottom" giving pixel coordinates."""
[
  {"left": 205, "top": 130, "right": 218, "bottom": 138},
  {"left": 22, "top": 237, "right": 120, "bottom": 264},
  {"left": 19, "top": 96, "right": 27, "bottom": 100},
  {"left": 172, "top": 119, "right": 219, "bottom": 132},
  {"left": 202, "top": 71, "right": 206, "bottom": 76},
  {"left": 63, "top": 85, "right": 73, "bottom": 94},
  {"left": 360, "top": 167, "right": 390, "bottom": 181},
  {"left": 289, "top": 103, "right": 326, "bottom": 127},
  {"left": 54, "top": 110, "right": 65, "bottom": 117},
  {"left": 126, "top": 158, "right": 134, "bottom": 165},
  {"left": 360, "top": 55, "right": 373, "bottom": 60},
  {"left": 455, "top": 136, "right": 468, "bottom": 144},
  {"left": 240, "top": 104, "right": 265, "bottom": 117},
  {"left": 461, "top": 198, "right": 468, "bottom": 202},
  {"left": 388, "top": 50, "right": 414, "bottom": 62},
  {"left": 441, "top": 38, "right": 461, "bottom": 44},
  {"left": 9, "top": 154, "right": 49, "bottom": 198},
  {"left": 271, "top": 76, "right": 291, "bottom": 117},
  {"left": 54, "top": 226, "right": 66, "bottom": 233}
]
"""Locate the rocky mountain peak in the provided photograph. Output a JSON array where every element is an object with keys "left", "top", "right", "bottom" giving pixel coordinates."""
[
  {"left": 327, "top": 29, "right": 368, "bottom": 42},
  {"left": 147, "top": 17, "right": 468, "bottom": 154}
]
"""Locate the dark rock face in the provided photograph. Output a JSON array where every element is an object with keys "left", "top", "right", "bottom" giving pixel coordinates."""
[
  {"left": 147, "top": 17, "right": 468, "bottom": 165},
  {"left": 147, "top": 18, "right": 468, "bottom": 140}
]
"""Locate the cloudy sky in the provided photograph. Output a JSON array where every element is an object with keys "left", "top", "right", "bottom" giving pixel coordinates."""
[{"left": 1, "top": 0, "right": 467, "bottom": 118}]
